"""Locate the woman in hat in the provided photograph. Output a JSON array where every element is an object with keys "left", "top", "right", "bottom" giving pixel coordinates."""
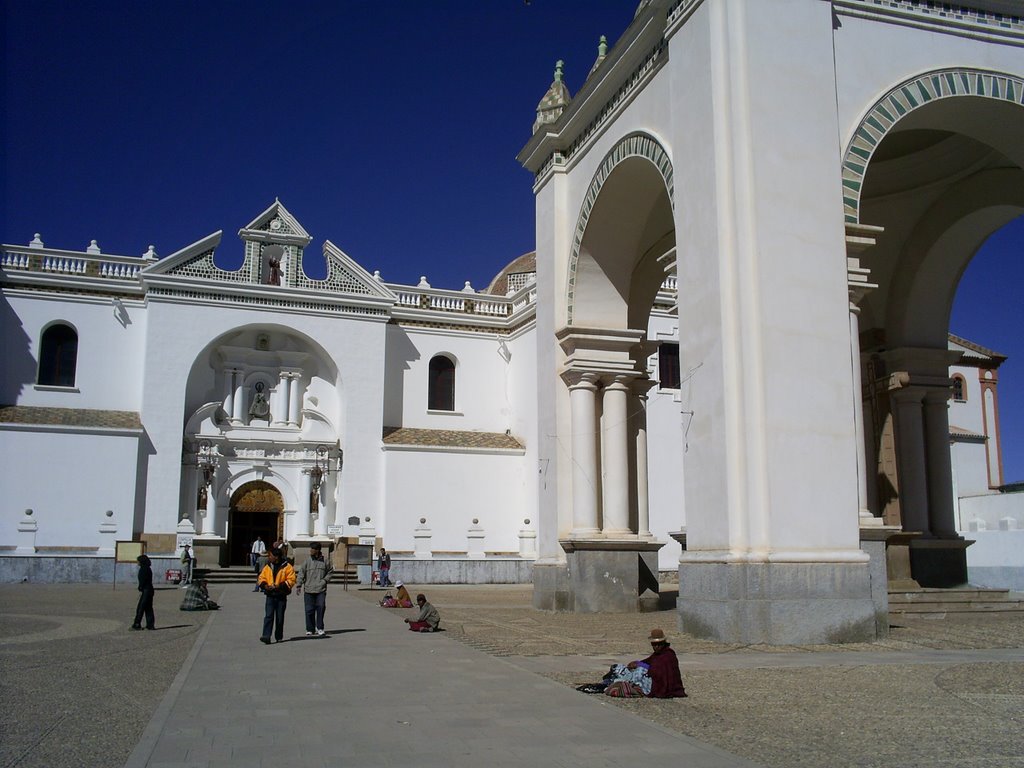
[{"left": 581, "top": 628, "right": 686, "bottom": 698}]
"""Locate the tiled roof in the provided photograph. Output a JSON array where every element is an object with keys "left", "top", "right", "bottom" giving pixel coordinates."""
[
  {"left": 949, "top": 425, "right": 986, "bottom": 441},
  {"left": 382, "top": 426, "right": 524, "bottom": 450},
  {"left": 948, "top": 333, "right": 1007, "bottom": 363},
  {"left": 0, "top": 405, "right": 142, "bottom": 429}
]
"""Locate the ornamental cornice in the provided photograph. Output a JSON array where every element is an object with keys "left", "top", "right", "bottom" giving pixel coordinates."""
[
  {"left": 518, "top": 3, "right": 670, "bottom": 177},
  {"left": 834, "top": 0, "right": 1024, "bottom": 43}
]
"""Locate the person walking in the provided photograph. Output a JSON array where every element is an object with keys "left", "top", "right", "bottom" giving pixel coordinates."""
[
  {"left": 180, "top": 544, "right": 193, "bottom": 586},
  {"left": 295, "top": 542, "right": 333, "bottom": 636},
  {"left": 257, "top": 547, "right": 296, "bottom": 644},
  {"left": 131, "top": 554, "right": 155, "bottom": 630},
  {"left": 253, "top": 546, "right": 269, "bottom": 592},
  {"left": 250, "top": 535, "right": 266, "bottom": 572},
  {"left": 377, "top": 547, "right": 391, "bottom": 588}
]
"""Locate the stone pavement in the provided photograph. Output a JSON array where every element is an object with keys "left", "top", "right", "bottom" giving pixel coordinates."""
[
  {"left": 123, "top": 585, "right": 762, "bottom": 768},
  {"left": 3, "top": 583, "right": 1023, "bottom": 768}
]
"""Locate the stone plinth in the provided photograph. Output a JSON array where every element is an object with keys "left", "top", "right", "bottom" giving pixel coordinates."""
[
  {"left": 549, "top": 538, "right": 664, "bottom": 613},
  {"left": 677, "top": 559, "right": 877, "bottom": 644},
  {"left": 910, "top": 537, "right": 973, "bottom": 588}
]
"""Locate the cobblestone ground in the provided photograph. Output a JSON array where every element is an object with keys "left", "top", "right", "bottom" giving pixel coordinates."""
[
  {"left": 3, "top": 583, "right": 1022, "bottom": 768},
  {"left": 0, "top": 584, "right": 211, "bottom": 768},
  {"left": 354, "top": 585, "right": 1024, "bottom": 768}
]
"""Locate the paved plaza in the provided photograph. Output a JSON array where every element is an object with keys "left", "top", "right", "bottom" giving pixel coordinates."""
[{"left": 1, "top": 582, "right": 1022, "bottom": 768}]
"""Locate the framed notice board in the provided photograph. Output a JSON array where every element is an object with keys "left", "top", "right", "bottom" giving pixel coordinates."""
[
  {"left": 115, "top": 540, "right": 145, "bottom": 563},
  {"left": 346, "top": 544, "right": 373, "bottom": 566}
]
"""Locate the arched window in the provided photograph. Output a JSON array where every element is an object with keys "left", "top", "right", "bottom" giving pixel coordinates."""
[
  {"left": 37, "top": 323, "right": 78, "bottom": 387},
  {"left": 428, "top": 355, "right": 456, "bottom": 411},
  {"left": 951, "top": 374, "right": 967, "bottom": 402}
]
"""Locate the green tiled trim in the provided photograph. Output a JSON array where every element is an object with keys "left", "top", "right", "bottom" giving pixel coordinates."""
[
  {"left": 842, "top": 68, "right": 1024, "bottom": 223},
  {"left": 566, "top": 133, "right": 674, "bottom": 324}
]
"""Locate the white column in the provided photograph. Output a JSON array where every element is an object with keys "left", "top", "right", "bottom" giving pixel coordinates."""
[
  {"left": 849, "top": 302, "right": 874, "bottom": 523},
  {"left": 232, "top": 374, "right": 245, "bottom": 425},
  {"left": 206, "top": 484, "right": 220, "bottom": 538},
  {"left": 633, "top": 381, "right": 654, "bottom": 538},
  {"left": 566, "top": 373, "right": 600, "bottom": 537},
  {"left": 923, "top": 388, "right": 957, "bottom": 538},
  {"left": 288, "top": 373, "right": 301, "bottom": 426},
  {"left": 222, "top": 369, "right": 236, "bottom": 420},
  {"left": 274, "top": 372, "right": 291, "bottom": 426},
  {"left": 601, "top": 376, "right": 632, "bottom": 536},
  {"left": 298, "top": 467, "right": 313, "bottom": 538}
]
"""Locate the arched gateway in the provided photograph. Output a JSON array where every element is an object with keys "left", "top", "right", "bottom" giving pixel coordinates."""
[{"left": 519, "top": 0, "right": 1024, "bottom": 643}]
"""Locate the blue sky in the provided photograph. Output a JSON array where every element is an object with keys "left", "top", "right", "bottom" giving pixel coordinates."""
[{"left": 3, "top": 1, "right": 1021, "bottom": 481}]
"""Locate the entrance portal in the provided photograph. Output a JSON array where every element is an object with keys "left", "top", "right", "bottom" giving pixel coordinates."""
[{"left": 228, "top": 481, "right": 283, "bottom": 566}]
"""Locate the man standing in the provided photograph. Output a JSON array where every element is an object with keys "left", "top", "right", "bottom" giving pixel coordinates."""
[
  {"left": 377, "top": 547, "right": 391, "bottom": 588},
  {"left": 257, "top": 547, "right": 296, "bottom": 644},
  {"left": 250, "top": 535, "right": 266, "bottom": 572},
  {"left": 295, "top": 542, "right": 333, "bottom": 636},
  {"left": 180, "top": 544, "right": 193, "bottom": 586},
  {"left": 131, "top": 554, "right": 155, "bottom": 630}
]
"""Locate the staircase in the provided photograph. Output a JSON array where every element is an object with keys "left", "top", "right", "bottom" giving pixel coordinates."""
[
  {"left": 888, "top": 586, "right": 1024, "bottom": 617},
  {"left": 197, "top": 565, "right": 361, "bottom": 585}
]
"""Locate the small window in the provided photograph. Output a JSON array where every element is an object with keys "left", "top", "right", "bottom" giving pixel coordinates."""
[
  {"left": 38, "top": 323, "right": 78, "bottom": 386},
  {"left": 951, "top": 375, "right": 966, "bottom": 402},
  {"left": 428, "top": 355, "right": 456, "bottom": 411},
  {"left": 658, "top": 343, "right": 680, "bottom": 389}
]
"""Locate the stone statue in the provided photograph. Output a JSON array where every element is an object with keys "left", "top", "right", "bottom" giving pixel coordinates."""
[{"left": 248, "top": 382, "right": 271, "bottom": 422}]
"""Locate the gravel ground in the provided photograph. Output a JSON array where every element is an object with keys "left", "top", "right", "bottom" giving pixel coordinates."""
[
  {"left": 3, "top": 582, "right": 1022, "bottom": 768},
  {"left": 353, "top": 584, "right": 1024, "bottom": 768}
]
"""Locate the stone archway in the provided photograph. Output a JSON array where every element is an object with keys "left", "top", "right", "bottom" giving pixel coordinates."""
[
  {"left": 228, "top": 481, "right": 284, "bottom": 566},
  {"left": 845, "top": 69, "right": 1024, "bottom": 586},
  {"left": 551, "top": 133, "right": 676, "bottom": 612}
]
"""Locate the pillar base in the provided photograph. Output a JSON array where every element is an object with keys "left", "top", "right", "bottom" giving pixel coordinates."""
[
  {"left": 909, "top": 537, "right": 973, "bottom": 588},
  {"left": 677, "top": 559, "right": 877, "bottom": 644},
  {"left": 559, "top": 538, "right": 664, "bottom": 613}
]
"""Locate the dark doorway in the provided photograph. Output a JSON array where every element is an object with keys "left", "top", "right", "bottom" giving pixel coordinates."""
[{"left": 229, "top": 510, "right": 279, "bottom": 566}]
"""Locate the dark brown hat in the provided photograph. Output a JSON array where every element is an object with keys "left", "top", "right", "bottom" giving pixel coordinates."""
[{"left": 648, "top": 628, "right": 668, "bottom": 643}]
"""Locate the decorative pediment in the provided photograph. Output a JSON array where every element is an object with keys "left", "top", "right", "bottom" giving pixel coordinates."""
[{"left": 239, "top": 199, "right": 312, "bottom": 245}]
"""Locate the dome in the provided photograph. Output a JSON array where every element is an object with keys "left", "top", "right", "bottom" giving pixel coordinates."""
[{"left": 485, "top": 251, "right": 536, "bottom": 296}]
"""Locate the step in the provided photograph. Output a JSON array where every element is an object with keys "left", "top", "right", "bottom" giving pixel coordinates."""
[{"left": 888, "top": 588, "right": 1012, "bottom": 603}]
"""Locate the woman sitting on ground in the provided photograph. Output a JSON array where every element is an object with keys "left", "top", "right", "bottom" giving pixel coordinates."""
[
  {"left": 179, "top": 579, "right": 219, "bottom": 611},
  {"left": 379, "top": 581, "right": 414, "bottom": 608},
  {"left": 579, "top": 628, "right": 686, "bottom": 698}
]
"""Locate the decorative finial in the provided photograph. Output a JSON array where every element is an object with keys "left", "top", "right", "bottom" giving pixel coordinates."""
[
  {"left": 462, "top": 281, "right": 474, "bottom": 293},
  {"left": 143, "top": 245, "right": 158, "bottom": 260},
  {"left": 29, "top": 233, "right": 44, "bottom": 249},
  {"left": 554, "top": 59, "right": 564, "bottom": 83},
  {"left": 417, "top": 276, "right": 431, "bottom": 289},
  {"left": 86, "top": 239, "right": 101, "bottom": 254},
  {"left": 599, "top": 36, "right": 607, "bottom": 57}
]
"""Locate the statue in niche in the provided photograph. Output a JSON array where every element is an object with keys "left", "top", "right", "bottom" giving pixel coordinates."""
[
  {"left": 248, "top": 381, "right": 271, "bottom": 422},
  {"left": 197, "top": 485, "right": 208, "bottom": 510},
  {"left": 268, "top": 253, "right": 282, "bottom": 285}
]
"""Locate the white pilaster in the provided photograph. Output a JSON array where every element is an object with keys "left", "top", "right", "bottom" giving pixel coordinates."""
[{"left": 288, "top": 373, "right": 301, "bottom": 425}]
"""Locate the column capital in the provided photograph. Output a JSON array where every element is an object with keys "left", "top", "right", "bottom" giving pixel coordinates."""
[
  {"left": 922, "top": 387, "right": 952, "bottom": 405},
  {"left": 631, "top": 377, "right": 657, "bottom": 397},
  {"left": 561, "top": 370, "right": 601, "bottom": 390},
  {"left": 602, "top": 374, "right": 635, "bottom": 391}
]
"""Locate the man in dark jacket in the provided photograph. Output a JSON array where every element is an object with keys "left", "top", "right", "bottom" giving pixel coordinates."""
[{"left": 131, "top": 554, "right": 155, "bottom": 630}]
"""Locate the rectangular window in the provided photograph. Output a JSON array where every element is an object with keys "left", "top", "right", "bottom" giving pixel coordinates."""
[{"left": 659, "top": 343, "right": 680, "bottom": 389}]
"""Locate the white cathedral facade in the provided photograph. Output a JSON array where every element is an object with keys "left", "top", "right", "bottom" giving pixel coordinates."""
[{"left": 3, "top": 0, "right": 1024, "bottom": 644}]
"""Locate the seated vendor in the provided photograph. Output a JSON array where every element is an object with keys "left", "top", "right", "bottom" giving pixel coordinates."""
[
  {"left": 580, "top": 628, "right": 686, "bottom": 698},
  {"left": 404, "top": 593, "right": 440, "bottom": 632},
  {"left": 179, "top": 579, "right": 219, "bottom": 611}
]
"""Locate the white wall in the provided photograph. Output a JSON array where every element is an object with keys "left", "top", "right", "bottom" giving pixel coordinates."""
[
  {"left": 381, "top": 448, "right": 529, "bottom": 556},
  {"left": 2, "top": 292, "right": 147, "bottom": 410},
  {"left": 0, "top": 429, "right": 140, "bottom": 547}
]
